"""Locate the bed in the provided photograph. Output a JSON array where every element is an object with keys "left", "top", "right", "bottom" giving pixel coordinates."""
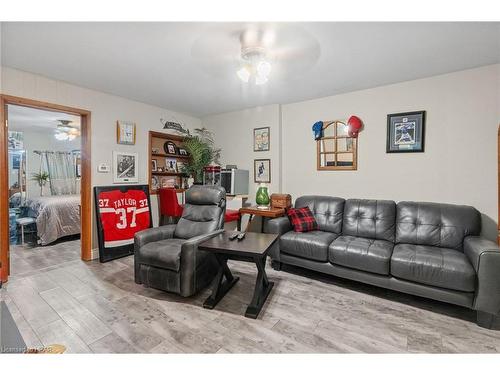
[{"left": 24, "top": 194, "right": 81, "bottom": 245}]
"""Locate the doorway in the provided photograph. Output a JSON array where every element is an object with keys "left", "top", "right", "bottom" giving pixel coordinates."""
[{"left": 0, "top": 95, "right": 91, "bottom": 283}]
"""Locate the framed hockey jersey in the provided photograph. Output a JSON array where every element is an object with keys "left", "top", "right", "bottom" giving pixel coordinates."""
[{"left": 94, "top": 185, "right": 152, "bottom": 262}]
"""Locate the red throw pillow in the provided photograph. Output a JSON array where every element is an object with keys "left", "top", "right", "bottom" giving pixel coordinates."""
[{"left": 287, "top": 207, "right": 318, "bottom": 232}]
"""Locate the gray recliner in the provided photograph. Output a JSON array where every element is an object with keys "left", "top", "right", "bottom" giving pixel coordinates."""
[{"left": 134, "top": 185, "right": 226, "bottom": 297}]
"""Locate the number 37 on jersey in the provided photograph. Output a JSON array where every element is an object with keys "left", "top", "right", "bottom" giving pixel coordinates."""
[{"left": 98, "top": 189, "right": 151, "bottom": 248}]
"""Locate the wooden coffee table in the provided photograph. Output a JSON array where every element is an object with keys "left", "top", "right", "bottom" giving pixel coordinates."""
[{"left": 199, "top": 231, "right": 278, "bottom": 319}]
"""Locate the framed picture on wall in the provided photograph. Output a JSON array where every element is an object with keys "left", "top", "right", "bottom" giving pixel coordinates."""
[
  {"left": 113, "top": 151, "right": 139, "bottom": 183},
  {"left": 254, "top": 127, "right": 270, "bottom": 151},
  {"left": 116, "top": 121, "right": 136, "bottom": 145},
  {"left": 386, "top": 111, "right": 426, "bottom": 153},
  {"left": 254, "top": 159, "right": 271, "bottom": 183}
]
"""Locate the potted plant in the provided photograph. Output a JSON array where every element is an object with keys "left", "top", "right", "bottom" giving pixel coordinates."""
[
  {"left": 31, "top": 172, "right": 50, "bottom": 196},
  {"left": 179, "top": 128, "right": 221, "bottom": 184}
]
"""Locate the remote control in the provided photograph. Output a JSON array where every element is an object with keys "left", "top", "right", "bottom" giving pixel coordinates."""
[
  {"left": 228, "top": 232, "right": 239, "bottom": 241},
  {"left": 237, "top": 232, "right": 246, "bottom": 241}
]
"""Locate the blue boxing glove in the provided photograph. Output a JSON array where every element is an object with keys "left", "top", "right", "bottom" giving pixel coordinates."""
[{"left": 312, "top": 121, "right": 324, "bottom": 140}]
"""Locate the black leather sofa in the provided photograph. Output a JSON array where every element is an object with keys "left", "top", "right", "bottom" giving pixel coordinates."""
[{"left": 266, "top": 196, "right": 500, "bottom": 328}]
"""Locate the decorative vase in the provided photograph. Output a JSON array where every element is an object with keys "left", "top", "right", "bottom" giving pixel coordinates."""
[{"left": 256, "top": 185, "right": 270, "bottom": 209}]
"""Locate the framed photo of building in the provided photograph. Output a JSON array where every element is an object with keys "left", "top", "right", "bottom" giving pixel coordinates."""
[
  {"left": 113, "top": 151, "right": 139, "bottom": 183},
  {"left": 254, "top": 127, "right": 270, "bottom": 152},
  {"left": 254, "top": 159, "right": 271, "bottom": 183},
  {"left": 386, "top": 111, "right": 426, "bottom": 153},
  {"left": 116, "top": 121, "right": 136, "bottom": 145}
]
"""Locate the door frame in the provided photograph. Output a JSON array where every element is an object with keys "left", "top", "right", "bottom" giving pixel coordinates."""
[{"left": 0, "top": 95, "right": 92, "bottom": 283}]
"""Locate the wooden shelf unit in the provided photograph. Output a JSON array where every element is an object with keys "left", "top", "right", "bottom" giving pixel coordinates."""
[{"left": 149, "top": 131, "right": 190, "bottom": 194}]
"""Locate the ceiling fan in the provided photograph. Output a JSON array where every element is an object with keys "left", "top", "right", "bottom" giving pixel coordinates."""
[
  {"left": 55, "top": 119, "right": 80, "bottom": 141},
  {"left": 191, "top": 23, "right": 320, "bottom": 85}
]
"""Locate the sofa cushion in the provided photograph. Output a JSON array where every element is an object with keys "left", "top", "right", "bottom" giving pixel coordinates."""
[
  {"left": 391, "top": 243, "right": 476, "bottom": 292},
  {"left": 287, "top": 206, "right": 318, "bottom": 232},
  {"left": 396, "top": 202, "right": 481, "bottom": 251},
  {"left": 329, "top": 235, "right": 394, "bottom": 275},
  {"left": 280, "top": 230, "right": 337, "bottom": 262},
  {"left": 139, "top": 238, "right": 187, "bottom": 272},
  {"left": 342, "top": 199, "right": 396, "bottom": 242},
  {"left": 294, "top": 196, "right": 345, "bottom": 234}
]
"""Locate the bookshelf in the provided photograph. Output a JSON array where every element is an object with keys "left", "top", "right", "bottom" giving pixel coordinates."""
[{"left": 148, "top": 131, "right": 189, "bottom": 195}]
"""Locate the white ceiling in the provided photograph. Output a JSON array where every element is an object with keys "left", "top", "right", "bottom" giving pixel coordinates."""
[
  {"left": 7, "top": 104, "right": 80, "bottom": 132},
  {"left": 2, "top": 22, "right": 499, "bottom": 117}
]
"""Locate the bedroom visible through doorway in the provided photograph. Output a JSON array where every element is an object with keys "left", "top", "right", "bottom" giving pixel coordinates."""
[{"left": 7, "top": 104, "right": 82, "bottom": 277}]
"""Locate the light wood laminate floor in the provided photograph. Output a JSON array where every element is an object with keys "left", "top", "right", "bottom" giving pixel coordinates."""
[{"left": 1, "top": 239, "right": 500, "bottom": 353}]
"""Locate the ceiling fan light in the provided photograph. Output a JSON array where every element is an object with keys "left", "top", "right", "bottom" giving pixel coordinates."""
[
  {"left": 237, "top": 66, "right": 251, "bottom": 83},
  {"left": 256, "top": 60, "right": 272, "bottom": 77},
  {"left": 255, "top": 74, "right": 268, "bottom": 85},
  {"left": 55, "top": 132, "right": 68, "bottom": 141}
]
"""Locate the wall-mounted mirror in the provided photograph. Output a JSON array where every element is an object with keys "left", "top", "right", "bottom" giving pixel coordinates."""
[{"left": 317, "top": 120, "right": 357, "bottom": 170}]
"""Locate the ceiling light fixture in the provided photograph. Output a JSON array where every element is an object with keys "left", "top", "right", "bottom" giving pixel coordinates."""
[
  {"left": 237, "top": 46, "right": 272, "bottom": 85},
  {"left": 55, "top": 119, "right": 80, "bottom": 141}
]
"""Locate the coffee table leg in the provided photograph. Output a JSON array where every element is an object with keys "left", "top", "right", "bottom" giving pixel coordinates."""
[
  {"left": 203, "top": 254, "right": 239, "bottom": 309},
  {"left": 245, "top": 256, "right": 274, "bottom": 319},
  {"left": 237, "top": 214, "right": 242, "bottom": 231}
]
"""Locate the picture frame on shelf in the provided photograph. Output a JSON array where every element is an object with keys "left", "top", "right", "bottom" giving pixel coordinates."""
[
  {"left": 116, "top": 120, "right": 136, "bottom": 145},
  {"left": 386, "top": 111, "right": 426, "bottom": 153},
  {"left": 254, "top": 159, "right": 271, "bottom": 183},
  {"left": 151, "top": 159, "right": 158, "bottom": 172},
  {"left": 160, "top": 176, "right": 177, "bottom": 188},
  {"left": 164, "top": 141, "right": 177, "bottom": 155},
  {"left": 176, "top": 161, "right": 187, "bottom": 174},
  {"left": 152, "top": 147, "right": 160, "bottom": 155},
  {"left": 113, "top": 151, "right": 139, "bottom": 183},
  {"left": 165, "top": 157, "right": 178, "bottom": 172},
  {"left": 151, "top": 175, "right": 160, "bottom": 191},
  {"left": 254, "top": 126, "right": 270, "bottom": 152}
]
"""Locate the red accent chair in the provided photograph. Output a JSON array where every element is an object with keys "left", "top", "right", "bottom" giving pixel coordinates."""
[
  {"left": 224, "top": 209, "right": 240, "bottom": 224},
  {"left": 159, "top": 188, "right": 184, "bottom": 225}
]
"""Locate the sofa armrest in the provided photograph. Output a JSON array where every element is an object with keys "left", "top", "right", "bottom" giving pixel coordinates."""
[
  {"left": 464, "top": 236, "right": 500, "bottom": 315},
  {"left": 134, "top": 225, "right": 177, "bottom": 283},
  {"left": 179, "top": 229, "right": 224, "bottom": 296},
  {"left": 264, "top": 216, "right": 292, "bottom": 263},
  {"left": 265, "top": 216, "right": 292, "bottom": 235}
]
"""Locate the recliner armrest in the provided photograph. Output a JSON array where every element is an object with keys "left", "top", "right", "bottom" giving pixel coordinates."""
[
  {"left": 181, "top": 229, "right": 225, "bottom": 251},
  {"left": 464, "top": 236, "right": 500, "bottom": 315},
  {"left": 265, "top": 216, "right": 292, "bottom": 235},
  {"left": 179, "top": 229, "right": 224, "bottom": 297},
  {"left": 134, "top": 224, "right": 177, "bottom": 248},
  {"left": 134, "top": 225, "right": 177, "bottom": 284}
]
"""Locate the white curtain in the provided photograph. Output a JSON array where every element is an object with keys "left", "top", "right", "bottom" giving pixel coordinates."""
[{"left": 45, "top": 151, "right": 77, "bottom": 195}]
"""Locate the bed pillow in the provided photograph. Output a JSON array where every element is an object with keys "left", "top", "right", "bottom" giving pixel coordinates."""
[{"left": 287, "top": 207, "right": 318, "bottom": 232}]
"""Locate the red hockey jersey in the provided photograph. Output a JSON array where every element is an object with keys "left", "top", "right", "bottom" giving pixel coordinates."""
[{"left": 98, "top": 189, "right": 151, "bottom": 247}]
